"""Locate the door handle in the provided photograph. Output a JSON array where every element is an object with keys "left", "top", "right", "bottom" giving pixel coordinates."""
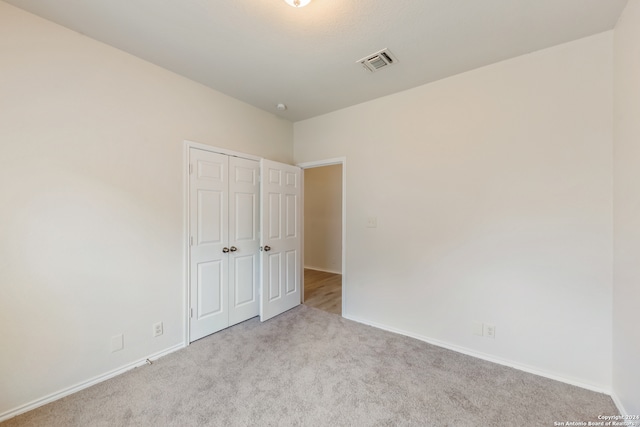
[
  {"left": 229, "top": 246, "right": 238, "bottom": 252},
  {"left": 222, "top": 247, "right": 230, "bottom": 253},
  {"left": 264, "top": 245, "right": 271, "bottom": 252}
]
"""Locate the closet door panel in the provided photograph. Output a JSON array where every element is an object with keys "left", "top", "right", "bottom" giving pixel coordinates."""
[
  {"left": 260, "top": 159, "right": 301, "bottom": 322},
  {"left": 228, "top": 157, "right": 260, "bottom": 326},
  {"left": 189, "top": 149, "right": 229, "bottom": 342}
]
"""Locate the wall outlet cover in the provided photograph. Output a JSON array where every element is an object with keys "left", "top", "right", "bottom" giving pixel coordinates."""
[
  {"left": 153, "top": 322, "right": 163, "bottom": 337},
  {"left": 111, "top": 334, "right": 124, "bottom": 352},
  {"left": 484, "top": 324, "right": 496, "bottom": 339}
]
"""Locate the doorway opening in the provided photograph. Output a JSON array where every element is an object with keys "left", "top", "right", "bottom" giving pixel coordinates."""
[{"left": 299, "top": 158, "right": 346, "bottom": 316}]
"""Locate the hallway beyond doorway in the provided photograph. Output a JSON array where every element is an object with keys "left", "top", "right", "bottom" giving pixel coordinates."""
[{"left": 303, "top": 269, "right": 342, "bottom": 316}]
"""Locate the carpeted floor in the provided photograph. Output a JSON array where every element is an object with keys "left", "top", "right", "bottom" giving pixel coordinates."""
[{"left": 2, "top": 305, "right": 619, "bottom": 426}]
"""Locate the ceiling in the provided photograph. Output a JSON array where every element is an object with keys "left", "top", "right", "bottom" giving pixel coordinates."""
[{"left": 4, "top": 0, "right": 629, "bottom": 121}]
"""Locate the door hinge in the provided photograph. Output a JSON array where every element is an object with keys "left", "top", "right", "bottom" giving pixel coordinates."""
[
  {"left": 189, "top": 163, "right": 193, "bottom": 174},
  {"left": 190, "top": 236, "right": 194, "bottom": 246},
  {"left": 190, "top": 308, "right": 194, "bottom": 318}
]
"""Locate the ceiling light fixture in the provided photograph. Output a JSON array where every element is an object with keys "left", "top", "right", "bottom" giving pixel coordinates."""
[{"left": 284, "top": 0, "right": 311, "bottom": 7}]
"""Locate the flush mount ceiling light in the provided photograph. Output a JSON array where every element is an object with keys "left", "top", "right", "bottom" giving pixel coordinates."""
[{"left": 284, "top": 0, "right": 311, "bottom": 7}]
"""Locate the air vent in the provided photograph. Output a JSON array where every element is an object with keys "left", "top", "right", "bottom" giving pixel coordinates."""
[{"left": 357, "top": 48, "right": 398, "bottom": 72}]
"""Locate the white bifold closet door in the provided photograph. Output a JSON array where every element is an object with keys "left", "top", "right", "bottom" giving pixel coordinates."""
[{"left": 189, "top": 148, "right": 260, "bottom": 342}]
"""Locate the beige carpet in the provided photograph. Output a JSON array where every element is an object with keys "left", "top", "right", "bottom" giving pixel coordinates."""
[{"left": 3, "top": 305, "right": 618, "bottom": 426}]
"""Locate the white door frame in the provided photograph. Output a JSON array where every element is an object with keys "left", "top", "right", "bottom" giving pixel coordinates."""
[
  {"left": 297, "top": 157, "right": 347, "bottom": 316},
  {"left": 183, "top": 140, "right": 261, "bottom": 345}
]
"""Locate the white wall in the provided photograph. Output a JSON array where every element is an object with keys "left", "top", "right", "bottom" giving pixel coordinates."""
[
  {"left": 613, "top": 0, "right": 640, "bottom": 415},
  {"left": 304, "top": 165, "right": 343, "bottom": 273},
  {"left": 0, "top": 2, "right": 292, "bottom": 417},
  {"left": 294, "top": 33, "right": 614, "bottom": 390}
]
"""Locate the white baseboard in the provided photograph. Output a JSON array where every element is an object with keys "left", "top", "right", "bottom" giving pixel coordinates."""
[
  {"left": 610, "top": 392, "right": 629, "bottom": 416},
  {"left": 0, "top": 343, "right": 185, "bottom": 423},
  {"left": 304, "top": 266, "right": 342, "bottom": 275},
  {"left": 343, "top": 314, "right": 612, "bottom": 396}
]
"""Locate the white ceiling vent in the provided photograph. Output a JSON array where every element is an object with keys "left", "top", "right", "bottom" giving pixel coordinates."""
[{"left": 357, "top": 48, "right": 398, "bottom": 72}]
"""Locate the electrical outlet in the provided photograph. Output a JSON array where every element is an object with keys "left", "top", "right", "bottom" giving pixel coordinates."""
[
  {"left": 484, "top": 324, "right": 496, "bottom": 339},
  {"left": 153, "top": 322, "right": 163, "bottom": 337},
  {"left": 366, "top": 216, "right": 377, "bottom": 228},
  {"left": 111, "top": 334, "right": 124, "bottom": 352}
]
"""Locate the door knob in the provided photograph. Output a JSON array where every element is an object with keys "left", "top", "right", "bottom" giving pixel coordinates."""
[
  {"left": 222, "top": 247, "right": 230, "bottom": 253},
  {"left": 229, "top": 246, "right": 238, "bottom": 252},
  {"left": 264, "top": 245, "right": 271, "bottom": 252}
]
